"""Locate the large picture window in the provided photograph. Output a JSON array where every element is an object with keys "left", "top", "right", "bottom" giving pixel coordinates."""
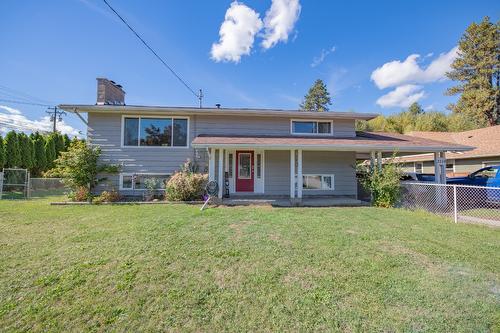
[
  {"left": 303, "top": 174, "right": 334, "bottom": 190},
  {"left": 291, "top": 120, "right": 332, "bottom": 135},
  {"left": 123, "top": 117, "right": 188, "bottom": 147}
]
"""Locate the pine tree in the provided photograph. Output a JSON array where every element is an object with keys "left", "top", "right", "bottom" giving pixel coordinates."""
[
  {"left": 45, "top": 135, "right": 57, "bottom": 170},
  {"left": 300, "top": 79, "right": 332, "bottom": 112},
  {"left": 408, "top": 102, "right": 424, "bottom": 116},
  {"left": 0, "top": 135, "right": 5, "bottom": 169},
  {"left": 63, "top": 134, "right": 71, "bottom": 151},
  {"left": 446, "top": 16, "right": 500, "bottom": 126},
  {"left": 54, "top": 133, "right": 65, "bottom": 157},
  {"left": 4, "top": 131, "right": 20, "bottom": 168},
  {"left": 18, "top": 133, "right": 33, "bottom": 170},
  {"left": 32, "top": 134, "right": 47, "bottom": 176}
]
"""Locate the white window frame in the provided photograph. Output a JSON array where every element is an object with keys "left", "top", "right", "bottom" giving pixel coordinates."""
[
  {"left": 121, "top": 115, "right": 190, "bottom": 148},
  {"left": 290, "top": 119, "right": 333, "bottom": 136},
  {"left": 482, "top": 160, "right": 500, "bottom": 167},
  {"left": 302, "top": 174, "right": 335, "bottom": 191},
  {"left": 414, "top": 162, "right": 423, "bottom": 174},
  {"left": 445, "top": 159, "right": 455, "bottom": 173},
  {"left": 119, "top": 173, "right": 172, "bottom": 191}
]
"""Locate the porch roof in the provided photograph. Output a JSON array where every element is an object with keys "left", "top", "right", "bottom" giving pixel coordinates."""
[{"left": 191, "top": 132, "right": 474, "bottom": 153}]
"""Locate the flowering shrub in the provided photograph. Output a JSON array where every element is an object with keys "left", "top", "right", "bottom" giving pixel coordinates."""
[
  {"left": 95, "top": 190, "right": 122, "bottom": 203},
  {"left": 69, "top": 186, "right": 91, "bottom": 202},
  {"left": 165, "top": 172, "right": 208, "bottom": 201}
]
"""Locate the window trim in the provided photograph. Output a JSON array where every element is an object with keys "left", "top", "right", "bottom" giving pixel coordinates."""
[
  {"left": 302, "top": 174, "right": 335, "bottom": 191},
  {"left": 119, "top": 173, "right": 172, "bottom": 191},
  {"left": 414, "top": 162, "right": 423, "bottom": 174},
  {"left": 290, "top": 119, "right": 333, "bottom": 136},
  {"left": 121, "top": 115, "right": 190, "bottom": 149}
]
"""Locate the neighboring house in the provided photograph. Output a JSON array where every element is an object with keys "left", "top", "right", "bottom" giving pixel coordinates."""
[
  {"left": 59, "top": 78, "right": 472, "bottom": 201},
  {"left": 397, "top": 126, "right": 500, "bottom": 177}
]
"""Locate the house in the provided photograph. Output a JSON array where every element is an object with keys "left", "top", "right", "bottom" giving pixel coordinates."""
[
  {"left": 397, "top": 126, "right": 500, "bottom": 176},
  {"left": 59, "top": 78, "right": 472, "bottom": 202}
]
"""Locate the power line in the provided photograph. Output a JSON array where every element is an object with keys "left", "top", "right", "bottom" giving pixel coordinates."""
[
  {"left": 0, "top": 84, "right": 53, "bottom": 105},
  {"left": 0, "top": 99, "right": 52, "bottom": 107},
  {"left": 102, "top": 0, "right": 203, "bottom": 106}
]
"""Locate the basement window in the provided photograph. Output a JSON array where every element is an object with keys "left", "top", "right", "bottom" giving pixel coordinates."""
[
  {"left": 120, "top": 173, "right": 171, "bottom": 190},
  {"left": 302, "top": 174, "right": 334, "bottom": 190}
]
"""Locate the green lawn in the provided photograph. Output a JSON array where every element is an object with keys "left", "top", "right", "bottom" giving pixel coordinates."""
[{"left": 0, "top": 198, "right": 499, "bottom": 332}]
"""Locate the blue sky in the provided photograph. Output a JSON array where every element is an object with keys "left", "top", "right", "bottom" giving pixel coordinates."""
[{"left": 0, "top": 0, "right": 498, "bottom": 136}]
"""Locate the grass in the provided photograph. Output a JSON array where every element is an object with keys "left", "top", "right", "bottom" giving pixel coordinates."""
[
  {"left": 0, "top": 197, "right": 499, "bottom": 332},
  {"left": 461, "top": 208, "right": 500, "bottom": 221}
]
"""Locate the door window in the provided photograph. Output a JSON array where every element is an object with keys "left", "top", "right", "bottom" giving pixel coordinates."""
[
  {"left": 474, "top": 168, "right": 498, "bottom": 179},
  {"left": 238, "top": 153, "right": 251, "bottom": 179}
]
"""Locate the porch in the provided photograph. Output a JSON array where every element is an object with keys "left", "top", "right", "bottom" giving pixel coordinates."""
[
  {"left": 192, "top": 132, "right": 474, "bottom": 203},
  {"left": 220, "top": 195, "right": 368, "bottom": 207}
]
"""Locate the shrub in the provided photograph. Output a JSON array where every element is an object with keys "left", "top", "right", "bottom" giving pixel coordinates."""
[
  {"left": 69, "top": 186, "right": 91, "bottom": 202},
  {"left": 166, "top": 172, "right": 208, "bottom": 201},
  {"left": 361, "top": 157, "right": 402, "bottom": 208},
  {"left": 95, "top": 190, "right": 121, "bottom": 203},
  {"left": 48, "top": 140, "right": 119, "bottom": 201}
]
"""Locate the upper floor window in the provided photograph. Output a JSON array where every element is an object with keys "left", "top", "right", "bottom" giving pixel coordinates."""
[
  {"left": 123, "top": 116, "right": 188, "bottom": 147},
  {"left": 291, "top": 120, "right": 332, "bottom": 135}
]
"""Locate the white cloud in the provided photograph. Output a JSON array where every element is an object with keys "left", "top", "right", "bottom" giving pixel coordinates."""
[
  {"left": 375, "top": 84, "right": 425, "bottom": 108},
  {"left": 311, "top": 46, "right": 336, "bottom": 68},
  {"left": 371, "top": 46, "right": 458, "bottom": 89},
  {"left": 210, "top": 1, "right": 263, "bottom": 63},
  {"left": 261, "top": 0, "right": 301, "bottom": 49},
  {"left": 0, "top": 105, "right": 81, "bottom": 137}
]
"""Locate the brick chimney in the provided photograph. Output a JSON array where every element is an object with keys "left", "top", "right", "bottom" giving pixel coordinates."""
[{"left": 96, "top": 78, "right": 125, "bottom": 105}]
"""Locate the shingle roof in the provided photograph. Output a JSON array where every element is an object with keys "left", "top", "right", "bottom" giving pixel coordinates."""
[
  {"left": 396, "top": 125, "right": 500, "bottom": 162},
  {"left": 191, "top": 132, "right": 473, "bottom": 152}
]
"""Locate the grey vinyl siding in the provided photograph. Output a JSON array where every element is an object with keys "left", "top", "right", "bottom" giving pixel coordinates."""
[
  {"left": 88, "top": 113, "right": 205, "bottom": 192},
  {"left": 194, "top": 115, "right": 356, "bottom": 137},
  {"left": 264, "top": 150, "right": 357, "bottom": 196},
  {"left": 264, "top": 150, "right": 291, "bottom": 195},
  {"left": 302, "top": 151, "right": 357, "bottom": 196},
  {"left": 88, "top": 111, "right": 357, "bottom": 193},
  {"left": 455, "top": 157, "right": 500, "bottom": 174}
]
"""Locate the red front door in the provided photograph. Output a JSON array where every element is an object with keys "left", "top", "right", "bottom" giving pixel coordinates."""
[{"left": 236, "top": 151, "right": 254, "bottom": 192}]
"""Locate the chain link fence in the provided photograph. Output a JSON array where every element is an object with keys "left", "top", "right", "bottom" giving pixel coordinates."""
[
  {"left": 400, "top": 183, "right": 500, "bottom": 227},
  {"left": 28, "top": 178, "right": 67, "bottom": 198}
]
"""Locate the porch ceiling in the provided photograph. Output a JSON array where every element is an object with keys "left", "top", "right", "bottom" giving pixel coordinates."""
[{"left": 191, "top": 132, "right": 474, "bottom": 153}]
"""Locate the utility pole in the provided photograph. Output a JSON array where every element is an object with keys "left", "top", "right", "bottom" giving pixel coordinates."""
[
  {"left": 46, "top": 106, "right": 66, "bottom": 133},
  {"left": 198, "top": 89, "right": 203, "bottom": 108}
]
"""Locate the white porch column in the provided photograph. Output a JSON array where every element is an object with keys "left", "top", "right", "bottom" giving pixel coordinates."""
[
  {"left": 290, "top": 149, "right": 295, "bottom": 198},
  {"left": 434, "top": 151, "right": 446, "bottom": 184},
  {"left": 218, "top": 148, "right": 224, "bottom": 198},
  {"left": 377, "top": 151, "right": 382, "bottom": 170},
  {"left": 208, "top": 148, "right": 215, "bottom": 182},
  {"left": 297, "top": 149, "right": 303, "bottom": 199}
]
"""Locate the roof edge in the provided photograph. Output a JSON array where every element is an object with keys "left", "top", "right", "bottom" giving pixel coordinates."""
[{"left": 58, "top": 104, "right": 379, "bottom": 120}]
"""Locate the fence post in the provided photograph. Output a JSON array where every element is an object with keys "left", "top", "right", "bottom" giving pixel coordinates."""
[{"left": 453, "top": 185, "right": 458, "bottom": 223}]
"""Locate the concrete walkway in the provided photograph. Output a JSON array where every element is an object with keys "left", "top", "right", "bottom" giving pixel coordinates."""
[{"left": 221, "top": 196, "right": 368, "bottom": 207}]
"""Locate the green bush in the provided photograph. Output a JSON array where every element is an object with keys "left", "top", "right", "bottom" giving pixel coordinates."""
[
  {"left": 94, "top": 190, "right": 121, "bottom": 204},
  {"left": 361, "top": 159, "right": 402, "bottom": 208},
  {"left": 166, "top": 172, "right": 208, "bottom": 201}
]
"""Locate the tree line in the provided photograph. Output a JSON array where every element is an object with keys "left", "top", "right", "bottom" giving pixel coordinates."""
[
  {"left": 355, "top": 102, "right": 479, "bottom": 134},
  {"left": 0, "top": 131, "right": 83, "bottom": 177}
]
